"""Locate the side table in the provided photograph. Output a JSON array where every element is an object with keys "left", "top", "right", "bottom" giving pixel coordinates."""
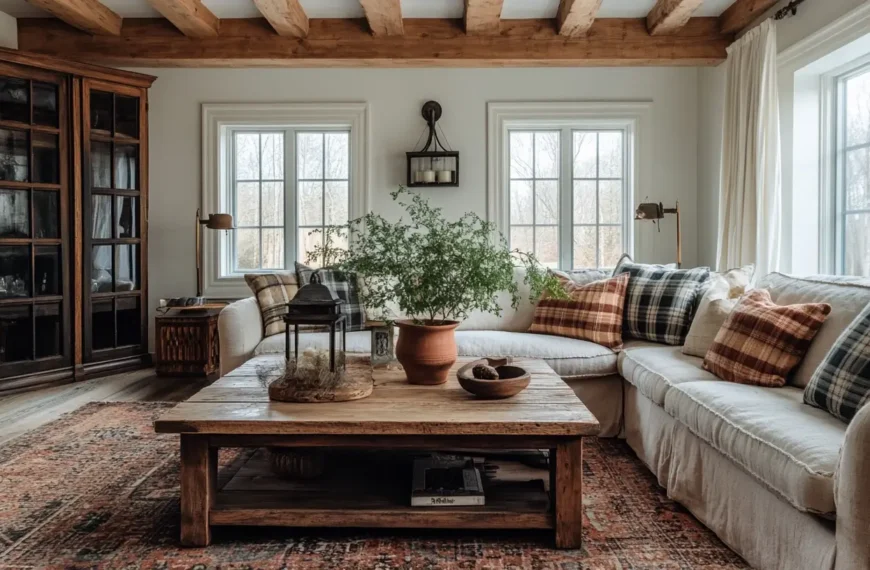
[{"left": 155, "top": 308, "right": 223, "bottom": 380}]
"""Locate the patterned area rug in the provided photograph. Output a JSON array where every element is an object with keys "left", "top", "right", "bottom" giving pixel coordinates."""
[{"left": 0, "top": 402, "right": 748, "bottom": 569}]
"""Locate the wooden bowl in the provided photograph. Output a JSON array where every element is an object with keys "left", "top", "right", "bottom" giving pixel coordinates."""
[{"left": 457, "top": 358, "right": 531, "bottom": 399}]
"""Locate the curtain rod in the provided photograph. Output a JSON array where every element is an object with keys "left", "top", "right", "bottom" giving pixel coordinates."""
[{"left": 774, "top": 0, "right": 807, "bottom": 21}]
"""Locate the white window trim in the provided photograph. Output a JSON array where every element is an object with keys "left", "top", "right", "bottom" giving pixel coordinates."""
[
  {"left": 201, "top": 103, "right": 369, "bottom": 298},
  {"left": 486, "top": 101, "right": 651, "bottom": 266}
]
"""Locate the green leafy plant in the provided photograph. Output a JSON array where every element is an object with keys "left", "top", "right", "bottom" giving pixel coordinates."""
[{"left": 307, "top": 187, "right": 565, "bottom": 325}]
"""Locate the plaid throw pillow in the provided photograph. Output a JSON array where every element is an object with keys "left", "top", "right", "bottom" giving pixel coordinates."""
[
  {"left": 804, "top": 304, "right": 870, "bottom": 422},
  {"left": 704, "top": 289, "right": 831, "bottom": 387},
  {"left": 615, "top": 262, "right": 710, "bottom": 345},
  {"left": 244, "top": 272, "right": 298, "bottom": 337},
  {"left": 295, "top": 262, "right": 366, "bottom": 332},
  {"left": 529, "top": 272, "right": 629, "bottom": 350}
]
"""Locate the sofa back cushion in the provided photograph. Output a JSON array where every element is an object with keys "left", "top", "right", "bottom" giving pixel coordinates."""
[
  {"left": 244, "top": 272, "right": 298, "bottom": 337},
  {"left": 757, "top": 272, "right": 870, "bottom": 388},
  {"left": 458, "top": 267, "right": 535, "bottom": 331}
]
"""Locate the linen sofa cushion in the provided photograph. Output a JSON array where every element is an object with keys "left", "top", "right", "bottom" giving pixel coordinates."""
[
  {"left": 664, "top": 381, "right": 846, "bottom": 515},
  {"left": 458, "top": 267, "right": 534, "bottom": 332},
  {"left": 255, "top": 330, "right": 374, "bottom": 356},
  {"left": 704, "top": 289, "right": 831, "bottom": 387},
  {"left": 804, "top": 303, "right": 870, "bottom": 423},
  {"left": 296, "top": 262, "right": 366, "bottom": 331},
  {"left": 529, "top": 273, "right": 629, "bottom": 349},
  {"left": 683, "top": 265, "right": 755, "bottom": 357},
  {"left": 454, "top": 331, "right": 617, "bottom": 378},
  {"left": 614, "top": 263, "right": 710, "bottom": 345},
  {"left": 244, "top": 272, "right": 298, "bottom": 337},
  {"left": 758, "top": 272, "right": 870, "bottom": 388},
  {"left": 618, "top": 344, "right": 719, "bottom": 406}
]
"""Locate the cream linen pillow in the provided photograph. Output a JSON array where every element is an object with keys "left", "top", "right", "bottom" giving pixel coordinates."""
[{"left": 682, "top": 265, "right": 754, "bottom": 357}]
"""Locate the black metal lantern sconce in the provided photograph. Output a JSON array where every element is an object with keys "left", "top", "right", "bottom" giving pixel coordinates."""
[{"left": 406, "top": 101, "right": 459, "bottom": 188}]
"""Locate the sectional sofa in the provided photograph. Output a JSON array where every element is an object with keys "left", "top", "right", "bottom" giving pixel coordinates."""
[{"left": 218, "top": 270, "right": 870, "bottom": 570}]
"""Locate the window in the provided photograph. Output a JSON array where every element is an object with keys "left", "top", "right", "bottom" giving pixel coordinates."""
[
  {"left": 489, "top": 102, "right": 647, "bottom": 271},
  {"left": 230, "top": 129, "right": 349, "bottom": 272},
  {"left": 202, "top": 103, "right": 367, "bottom": 298},
  {"left": 834, "top": 63, "right": 870, "bottom": 276}
]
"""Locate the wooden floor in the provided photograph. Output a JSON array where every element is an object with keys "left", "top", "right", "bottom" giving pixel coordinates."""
[{"left": 0, "top": 369, "right": 209, "bottom": 446}]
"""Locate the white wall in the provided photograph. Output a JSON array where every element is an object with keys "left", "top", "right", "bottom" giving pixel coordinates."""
[
  {"left": 0, "top": 11, "right": 16, "bottom": 49},
  {"left": 139, "top": 66, "right": 700, "bottom": 347},
  {"left": 695, "top": 0, "right": 869, "bottom": 271}
]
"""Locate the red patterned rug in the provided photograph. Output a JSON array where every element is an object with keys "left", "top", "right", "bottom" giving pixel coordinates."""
[{"left": 0, "top": 402, "right": 747, "bottom": 569}]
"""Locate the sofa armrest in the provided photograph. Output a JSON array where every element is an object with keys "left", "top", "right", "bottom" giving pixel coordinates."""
[
  {"left": 218, "top": 297, "right": 264, "bottom": 376},
  {"left": 835, "top": 403, "right": 870, "bottom": 570}
]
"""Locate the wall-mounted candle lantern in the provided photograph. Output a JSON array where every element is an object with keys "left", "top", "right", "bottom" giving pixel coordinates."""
[{"left": 406, "top": 101, "right": 459, "bottom": 188}]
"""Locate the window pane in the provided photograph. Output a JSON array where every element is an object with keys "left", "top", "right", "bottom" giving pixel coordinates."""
[
  {"left": 535, "top": 180, "right": 558, "bottom": 224},
  {"left": 235, "top": 133, "right": 260, "bottom": 180},
  {"left": 90, "top": 140, "right": 111, "bottom": 188},
  {"left": 260, "top": 133, "right": 283, "bottom": 180},
  {"left": 236, "top": 182, "right": 259, "bottom": 226},
  {"left": 262, "top": 228, "right": 284, "bottom": 269},
  {"left": 92, "top": 195, "right": 112, "bottom": 239},
  {"left": 510, "top": 226, "right": 533, "bottom": 254},
  {"left": 114, "top": 144, "right": 138, "bottom": 190},
  {"left": 0, "top": 245, "right": 30, "bottom": 297},
  {"left": 33, "top": 82, "right": 58, "bottom": 128},
  {"left": 0, "top": 128, "right": 28, "bottom": 182},
  {"left": 0, "top": 305, "right": 32, "bottom": 362},
  {"left": 115, "top": 95, "right": 139, "bottom": 139},
  {"left": 299, "top": 181, "right": 323, "bottom": 226},
  {"left": 599, "top": 226, "right": 622, "bottom": 267},
  {"left": 509, "top": 132, "right": 533, "bottom": 179},
  {"left": 91, "top": 298, "right": 113, "bottom": 350},
  {"left": 32, "top": 132, "right": 59, "bottom": 184},
  {"left": 844, "top": 213, "right": 870, "bottom": 277},
  {"left": 261, "top": 181, "right": 283, "bottom": 226},
  {"left": 116, "top": 196, "right": 138, "bottom": 238},
  {"left": 846, "top": 70, "right": 870, "bottom": 147},
  {"left": 34, "top": 191, "right": 58, "bottom": 239},
  {"left": 325, "top": 132, "right": 349, "bottom": 179},
  {"left": 535, "top": 226, "right": 558, "bottom": 268},
  {"left": 325, "top": 181, "right": 349, "bottom": 225},
  {"left": 0, "top": 189, "right": 29, "bottom": 238},
  {"left": 599, "top": 181, "right": 622, "bottom": 224},
  {"left": 116, "top": 244, "right": 139, "bottom": 291},
  {"left": 573, "top": 226, "right": 597, "bottom": 269},
  {"left": 35, "top": 245, "right": 61, "bottom": 296},
  {"left": 573, "top": 131, "right": 596, "bottom": 178},
  {"left": 91, "top": 245, "right": 112, "bottom": 293},
  {"left": 236, "top": 229, "right": 260, "bottom": 270},
  {"left": 534, "top": 132, "right": 559, "bottom": 179},
  {"left": 599, "top": 132, "right": 623, "bottom": 178},
  {"left": 298, "top": 133, "right": 324, "bottom": 179},
  {"left": 510, "top": 180, "right": 533, "bottom": 224},
  {"left": 117, "top": 296, "right": 141, "bottom": 346},
  {"left": 90, "top": 91, "right": 113, "bottom": 133},
  {"left": 35, "top": 303, "right": 61, "bottom": 358},
  {"left": 845, "top": 147, "right": 869, "bottom": 211},
  {"left": 0, "top": 77, "right": 29, "bottom": 124},
  {"left": 573, "top": 180, "right": 596, "bottom": 224},
  {"left": 298, "top": 227, "right": 323, "bottom": 267}
]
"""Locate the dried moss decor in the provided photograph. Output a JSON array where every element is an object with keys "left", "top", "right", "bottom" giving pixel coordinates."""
[{"left": 309, "top": 187, "right": 565, "bottom": 325}]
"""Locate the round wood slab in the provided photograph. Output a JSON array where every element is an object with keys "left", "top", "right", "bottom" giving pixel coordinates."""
[{"left": 268, "top": 358, "right": 374, "bottom": 403}]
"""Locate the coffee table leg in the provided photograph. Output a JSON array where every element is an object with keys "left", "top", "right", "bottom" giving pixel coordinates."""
[
  {"left": 180, "top": 434, "right": 216, "bottom": 546},
  {"left": 554, "top": 438, "right": 583, "bottom": 549}
]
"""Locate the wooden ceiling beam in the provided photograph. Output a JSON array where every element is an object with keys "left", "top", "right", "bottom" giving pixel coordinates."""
[
  {"left": 16, "top": 17, "right": 732, "bottom": 67},
  {"left": 647, "top": 0, "right": 704, "bottom": 35},
  {"left": 146, "top": 0, "right": 219, "bottom": 38},
  {"left": 359, "top": 0, "right": 403, "bottom": 36},
  {"left": 24, "top": 0, "right": 121, "bottom": 35},
  {"left": 719, "top": 0, "right": 778, "bottom": 34},
  {"left": 556, "top": 0, "right": 602, "bottom": 37},
  {"left": 464, "top": 0, "right": 504, "bottom": 35},
  {"left": 252, "top": 0, "right": 308, "bottom": 37}
]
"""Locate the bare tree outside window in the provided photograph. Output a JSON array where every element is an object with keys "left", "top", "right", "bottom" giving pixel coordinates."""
[
  {"left": 234, "top": 132, "right": 284, "bottom": 271},
  {"left": 839, "top": 66, "right": 870, "bottom": 277},
  {"left": 574, "top": 130, "right": 623, "bottom": 269}
]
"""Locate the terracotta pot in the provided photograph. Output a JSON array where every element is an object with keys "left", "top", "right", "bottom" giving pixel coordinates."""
[{"left": 395, "top": 319, "right": 460, "bottom": 385}]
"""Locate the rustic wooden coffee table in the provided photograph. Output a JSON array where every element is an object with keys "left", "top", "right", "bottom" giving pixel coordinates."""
[{"left": 154, "top": 356, "right": 599, "bottom": 548}]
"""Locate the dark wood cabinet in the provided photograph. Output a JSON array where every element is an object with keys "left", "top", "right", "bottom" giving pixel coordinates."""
[
  {"left": 155, "top": 309, "right": 221, "bottom": 381},
  {"left": 0, "top": 48, "right": 154, "bottom": 394}
]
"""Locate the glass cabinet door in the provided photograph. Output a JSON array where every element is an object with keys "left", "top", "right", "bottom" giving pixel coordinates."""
[
  {"left": 84, "top": 83, "right": 145, "bottom": 361},
  {"left": 0, "top": 68, "right": 69, "bottom": 376}
]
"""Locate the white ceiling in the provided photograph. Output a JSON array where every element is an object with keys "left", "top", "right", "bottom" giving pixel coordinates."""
[{"left": 0, "top": 0, "right": 736, "bottom": 20}]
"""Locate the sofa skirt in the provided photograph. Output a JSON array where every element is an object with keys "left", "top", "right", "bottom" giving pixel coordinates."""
[{"left": 564, "top": 374, "right": 623, "bottom": 437}]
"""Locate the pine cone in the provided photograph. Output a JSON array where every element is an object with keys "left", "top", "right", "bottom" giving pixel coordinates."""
[{"left": 472, "top": 364, "right": 499, "bottom": 380}]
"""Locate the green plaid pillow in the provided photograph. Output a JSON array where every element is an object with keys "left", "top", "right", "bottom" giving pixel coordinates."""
[
  {"left": 804, "top": 304, "right": 870, "bottom": 423},
  {"left": 295, "top": 262, "right": 366, "bottom": 332}
]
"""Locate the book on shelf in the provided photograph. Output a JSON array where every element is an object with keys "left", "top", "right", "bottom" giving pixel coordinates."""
[{"left": 411, "top": 455, "right": 485, "bottom": 507}]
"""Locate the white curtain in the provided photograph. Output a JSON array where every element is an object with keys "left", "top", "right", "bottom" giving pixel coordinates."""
[{"left": 717, "top": 19, "right": 782, "bottom": 279}]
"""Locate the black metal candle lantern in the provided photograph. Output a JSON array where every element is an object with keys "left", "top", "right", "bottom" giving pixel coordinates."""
[
  {"left": 406, "top": 101, "right": 459, "bottom": 188},
  {"left": 283, "top": 276, "right": 346, "bottom": 372}
]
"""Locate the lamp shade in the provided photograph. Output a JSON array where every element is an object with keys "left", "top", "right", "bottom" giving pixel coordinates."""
[
  {"left": 635, "top": 202, "right": 664, "bottom": 220},
  {"left": 204, "top": 213, "right": 234, "bottom": 230}
]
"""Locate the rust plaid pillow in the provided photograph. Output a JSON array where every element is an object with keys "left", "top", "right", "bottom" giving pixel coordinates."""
[
  {"left": 529, "top": 272, "right": 629, "bottom": 350},
  {"left": 703, "top": 289, "right": 831, "bottom": 387}
]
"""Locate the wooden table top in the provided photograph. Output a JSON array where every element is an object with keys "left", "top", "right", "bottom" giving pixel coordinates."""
[{"left": 154, "top": 356, "right": 600, "bottom": 437}]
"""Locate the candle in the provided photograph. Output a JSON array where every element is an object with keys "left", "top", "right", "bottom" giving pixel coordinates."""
[
  {"left": 437, "top": 170, "right": 453, "bottom": 183},
  {"left": 421, "top": 170, "right": 436, "bottom": 183}
]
